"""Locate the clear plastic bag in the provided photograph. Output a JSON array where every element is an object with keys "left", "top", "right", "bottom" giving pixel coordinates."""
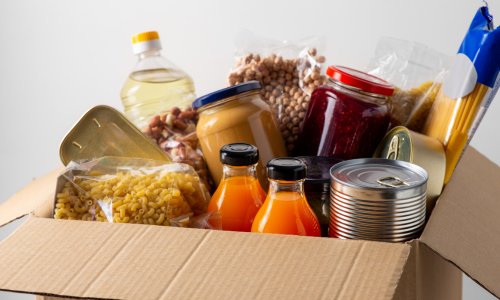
[
  {"left": 53, "top": 157, "right": 216, "bottom": 228},
  {"left": 187, "top": 210, "right": 222, "bottom": 230},
  {"left": 367, "top": 37, "right": 453, "bottom": 132},
  {"left": 227, "top": 29, "right": 328, "bottom": 155},
  {"left": 138, "top": 89, "right": 215, "bottom": 194},
  {"left": 423, "top": 5, "right": 500, "bottom": 184}
]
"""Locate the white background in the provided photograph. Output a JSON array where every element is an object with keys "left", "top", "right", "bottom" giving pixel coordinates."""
[{"left": 0, "top": 0, "right": 498, "bottom": 299}]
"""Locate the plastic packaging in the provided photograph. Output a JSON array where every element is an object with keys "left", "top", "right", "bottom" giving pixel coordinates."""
[
  {"left": 207, "top": 143, "right": 266, "bottom": 232},
  {"left": 227, "top": 29, "right": 327, "bottom": 155},
  {"left": 367, "top": 37, "right": 452, "bottom": 132},
  {"left": 53, "top": 157, "right": 215, "bottom": 228},
  {"left": 187, "top": 210, "right": 222, "bottom": 230},
  {"left": 423, "top": 5, "right": 500, "bottom": 184},
  {"left": 139, "top": 90, "right": 215, "bottom": 194},
  {"left": 294, "top": 66, "right": 392, "bottom": 160},
  {"left": 121, "top": 31, "right": 196, "bottom": 125}
]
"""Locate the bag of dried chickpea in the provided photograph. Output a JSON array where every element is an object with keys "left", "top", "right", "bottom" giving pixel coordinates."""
[
  {"left": 137, "top": 89, "right": 215, "bottom": 195},
  {"left": 367, "top": 37, "right": 453, "bottom": 132},
  {"left": 53, "top": 157, "right": 218, "bottom": 229},
  {"left": 227, "top": 29, "right": 328, "bottom": 155}
]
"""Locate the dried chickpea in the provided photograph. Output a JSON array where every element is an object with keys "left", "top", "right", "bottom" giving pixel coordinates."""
[{"left": 227, "top": 50, "right": 328, "bottom": 154}]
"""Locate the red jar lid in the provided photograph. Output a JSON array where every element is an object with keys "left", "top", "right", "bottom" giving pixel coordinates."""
[{"left": 326, "top": 66, "right": 394, "bottom": 96}]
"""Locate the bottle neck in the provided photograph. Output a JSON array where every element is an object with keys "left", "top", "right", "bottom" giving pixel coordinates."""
[
  {"left": 221, "top": 164, "right": 258, "bottom": 181},
  {"left": 137, "top": 49, "right": 162, "bottom": 60},
  {"left": 268, "top": 178, "right": 305, "bottom": 198},
  {"left": 130, "top": 49, "right": 188, "bottom": 82}
]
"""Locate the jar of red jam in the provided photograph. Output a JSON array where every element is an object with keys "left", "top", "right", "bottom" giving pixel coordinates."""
[{"left": 294, "top": 66, "right": 394, "bottom": 160}]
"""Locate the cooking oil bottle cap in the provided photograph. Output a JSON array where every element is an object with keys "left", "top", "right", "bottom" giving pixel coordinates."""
[{"left": 132, "top": 31, "right": 162, "bottom": 55}]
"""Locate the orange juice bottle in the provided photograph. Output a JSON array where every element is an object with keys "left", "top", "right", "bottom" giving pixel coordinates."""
[
  {"left": 252, "top": 158, "right": 321, "bottom": 237},
  {"left": 207, "top": 143, "right": 266, "bottom": 232}
]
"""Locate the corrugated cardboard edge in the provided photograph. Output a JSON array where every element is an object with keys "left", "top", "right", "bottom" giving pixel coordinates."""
[
  {"left": 35, "top": 296, "right": 79, "bottom": 300},
  {"left": 9, "top": 226, "right": 412, "bottom": 300},
  {"left": 393, "top": 240, "right": 418, "bottom": 300},
  {"left": 393, "top": 239, "right": 462, "bottom": 300},
  {"left": 30, "top": 239, "right": 411, "bottom": 300},
  {"left": 0, "top": 218, "right": 411, "bottom": 300},
  {"left": 390, "top": 242, "right": 413, "bottom": 300},
  {"left": 30, "top": 292, "right": 96, "bottom": 300},
  {"left": 421, "top": 241, "right": 494, "bottom": 298},
  {"left": 0, "top": 167, "right": 64, "bottom": 229},
  {"left": 0, "top": 218, "right": 210, "bottom": 300},
  {"left": 421, "top": 146, "right": 500, "bottom": 299},
  {"left": 416, "top": 241, "right": 462, "bottom": 300}
]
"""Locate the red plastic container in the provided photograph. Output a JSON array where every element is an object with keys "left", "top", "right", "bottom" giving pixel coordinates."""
[{"left": 294, "top": 66, "right": 394, "bottom": 160}]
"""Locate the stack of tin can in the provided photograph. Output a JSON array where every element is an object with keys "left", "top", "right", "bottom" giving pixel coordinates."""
[{"left": 329, "top": 158, "right": 428, "bottom": 242}]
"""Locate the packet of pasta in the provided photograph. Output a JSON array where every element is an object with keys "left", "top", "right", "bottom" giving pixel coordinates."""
[
  {"left": 423, "top": 5, "right": 500, "bottom": 184},
  {"left": 367, "top": 37, "right": 452, "bottom": 131},
  {"left": 53, "top": 157, "right": 218, "bottom": 228}
]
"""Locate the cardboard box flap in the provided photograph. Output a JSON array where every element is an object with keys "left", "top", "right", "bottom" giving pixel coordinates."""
[
  {"left": 0, "top": 167, "right": 63, "bottom": 228},
  {"left": 0, "top": 218, "right": 411, "bottom": 300},
  {"left": 421, "top": 146, "right": 500, "bottom": 298}
]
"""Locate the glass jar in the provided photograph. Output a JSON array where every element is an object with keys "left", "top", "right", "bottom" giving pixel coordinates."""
[
  {"left": 207, "top": 143, "right": 266, "bottom": 232},
  {"left": 294, "top": 66, "right": 394, "bottom": 160},
  {"left": 251, "top": 158, "right": 321, "bottom": 237},
  {"left": 298, "top": 156, "right": 343, "bottom": 237},
  {"left": 193, "top": 82, "right": 288, "bottom": 192}
]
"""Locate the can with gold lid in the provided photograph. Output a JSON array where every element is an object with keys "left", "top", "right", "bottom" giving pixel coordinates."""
[
  {"left": 373, "top": 126, "right": 445, "bottom": 218},
  {"left": 60, "top": 105, "right": 171, "bottom": 165}
]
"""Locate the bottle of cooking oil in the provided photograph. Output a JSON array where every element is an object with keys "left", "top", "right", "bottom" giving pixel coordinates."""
[{"left": 121, "top": 31, "right": 195, "bottom": 123}]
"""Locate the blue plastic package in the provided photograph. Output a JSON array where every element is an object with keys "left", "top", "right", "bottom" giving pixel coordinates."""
[{"left": 423, "top": 5, "right": 500, "bottom": 183}]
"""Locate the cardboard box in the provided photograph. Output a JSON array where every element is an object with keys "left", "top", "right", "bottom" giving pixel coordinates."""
[{"left": 1, "top": 147, "right": 498, "bottom": 300}]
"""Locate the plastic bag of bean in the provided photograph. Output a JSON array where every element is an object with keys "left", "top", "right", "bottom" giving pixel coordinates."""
[
  {"left": 367, "top": 37, "right": 453, "bottom": 132},
  {"left": 227, "top": 29, "right": 328, "bottom": 155},
  {"left": 53, "top": 157, "right": 220, "bottom": 228},
  {"left": 139, "top": 89, "right": 215, "bottom": 195}
]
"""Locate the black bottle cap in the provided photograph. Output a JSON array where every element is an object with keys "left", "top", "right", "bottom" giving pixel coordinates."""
[
  {"left": 220, "top": 143, "right": 259, "bottom": 166},
  {"left": 267, "top": 158, "right": 307, "bottom": 181}
]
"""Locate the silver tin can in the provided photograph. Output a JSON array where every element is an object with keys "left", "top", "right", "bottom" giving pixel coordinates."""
[{"left": 329, "top": 158, "right": 428, "bottom": 242}]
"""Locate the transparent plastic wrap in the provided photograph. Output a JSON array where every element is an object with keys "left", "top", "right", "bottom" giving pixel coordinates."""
[
  {"left": 423, "top": 5, "right": 500, "bottom": 184},
  {"left": 53, "top": 157, "right": 218, "bottom": 228},
  {"left": 138, "top": 89, "right": 215, "bottom": 194},
  {"left": 227, "top": 29, "right": 327, "bottom": 155},
  {"left": 367, "top": 37, "right": 453, "bottom": 132}
]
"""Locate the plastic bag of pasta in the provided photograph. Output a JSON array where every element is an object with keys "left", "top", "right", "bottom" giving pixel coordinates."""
[
  {"left": 367, "top": 37, "right": 453, "bottom": 132},
  {"left": 53, "top": 157, "right": 215, "bottom": 228},
  {"left": 423, "top": 5, "right": 500, "bottom": 184}
]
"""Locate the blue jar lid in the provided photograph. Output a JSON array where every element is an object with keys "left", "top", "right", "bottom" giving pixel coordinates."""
[{"left": 192, "top": 81, "right": 261, "bottom": 111}]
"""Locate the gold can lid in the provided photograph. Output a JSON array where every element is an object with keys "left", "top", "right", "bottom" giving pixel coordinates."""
[
  {"left": 373, "top": 126, "right": 414, "bottom": 163},
  {"left": 59, "top": 105, "right": 171, "bottom": 165}
]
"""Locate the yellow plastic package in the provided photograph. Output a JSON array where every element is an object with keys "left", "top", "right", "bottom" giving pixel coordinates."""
[
  {"left": 53, "top": 157, "right": 217, "bottom": 228},
  {"left": 367, "top": 37, "right": 452, "bottom": 132},
  {"left": 423, "top": 5, "right": 500, "bottom": 183}
]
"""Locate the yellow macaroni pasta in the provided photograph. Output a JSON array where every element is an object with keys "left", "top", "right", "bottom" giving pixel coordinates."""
[{"left": 54, "top": 164, "right": 208, "bottom": 227}]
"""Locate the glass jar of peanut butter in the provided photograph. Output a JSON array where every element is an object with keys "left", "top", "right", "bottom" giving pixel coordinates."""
[{"left": 193, "top": 81, "right": 287, "bottom": 191}]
